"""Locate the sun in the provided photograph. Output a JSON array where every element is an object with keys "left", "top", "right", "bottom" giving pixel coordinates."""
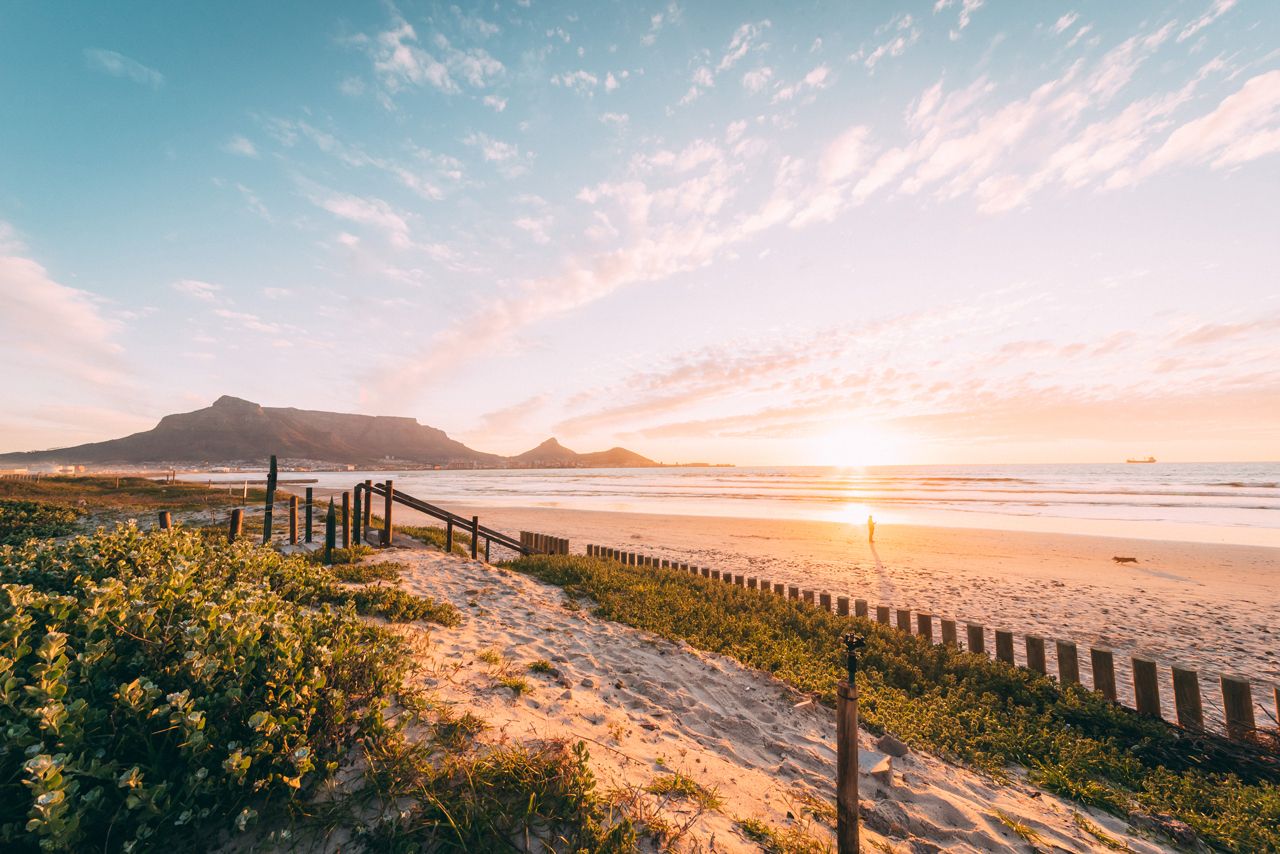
[{"left": 806, "top": 425, "right": 905, "bottom": 468}]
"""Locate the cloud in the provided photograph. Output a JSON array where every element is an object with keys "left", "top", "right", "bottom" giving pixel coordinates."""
[
  {"left": 551, "top": 69, "right": 599, "bottom": 94},
  {"left": 83, "top": 48, "right": 164, "bottom": 89},
  {"left": 934, "top": 0, "right": 984, "bottom": 39},
  {"left": 1052, "top": 12, "right": 1079, "bottom": 35},
  {"left": 223, "top": 135, "right": 258, "bottom": 158},
  {"left": 1178, "top": 0, "right": 1236, "bottom": 43},
  {"left": 772, "top": 65, "right": 831, "bottom": 103},
  {"left": 316, "top": 192, "right": 413, "bottom": 247},
  {"left": 358, "top": 14, "right": 503, "bottom": 99},
  {"left": 742, "top": 67, "right": 773, "bottom": 93},
  {"left": 513, "top": 214, "right": 553, "bottom": 244},
  {"left": 858, "top": 13, "right": 920, "bottom": 70},
  {"left": 463, "top": 131, "right": 528, "bottom": 176},
  {"left": 600, "top": 111, "right": 629, "bottom": 127},
  {"left": 483, "top": 94, "right": 507, "bottom": 111},
  {"left": 171, "top": 279, "right": 222, "bottom": 302},
  {"left": 680, "top": 20, "right": 770, "bottom": 105},
  {"left": 0, "top": 239, "right": 128, "bottom": 387},
  {"left": 213, "top": 309, "right": 282, "bottom": 335},
  {"left": 641, "top": 3, "right": 682, "bottom": 46}
]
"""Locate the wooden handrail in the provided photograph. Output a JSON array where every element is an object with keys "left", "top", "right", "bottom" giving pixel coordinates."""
[{"left": 358, "top": 482, "right": 530, "bottom": 556}]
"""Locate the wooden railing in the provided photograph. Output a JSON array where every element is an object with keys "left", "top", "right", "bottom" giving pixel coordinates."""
[{"left": 356, "top": 480, "right": 530, "bottom": 560}]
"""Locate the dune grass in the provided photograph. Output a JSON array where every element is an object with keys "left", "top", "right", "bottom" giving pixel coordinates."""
[
  {"left": 0, "top": 474, "right": 264, "bottom": 514},
  {"left": 0, "top": 499, "right": 82, "bottom": 546},
  {"left": 395, "top": 522, "right": 474, "bottom": 556},
  {"left": 509, "top": 553, "right": 1280, "bottom": 852}
]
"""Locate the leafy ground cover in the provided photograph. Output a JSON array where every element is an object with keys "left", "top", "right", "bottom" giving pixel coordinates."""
[
  {"left": 0, "top": 500, "right": 81, "bottom": 546},
  {"left": 0, "top": 475, "right": 263, "bottom": 515},
  {"left": 0, "top": 526, "right": 634, "bottom": 851},
  {"left": 395, "top": 523, "right": 474, "bottom": 557},
  {"left": 510, "top": 553, "right": 1280, "bottom": 852}
]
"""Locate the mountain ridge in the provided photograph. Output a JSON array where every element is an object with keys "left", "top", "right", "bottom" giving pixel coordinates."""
[{"left": 0, "top": 396, "right": 659, "bottom": 469}]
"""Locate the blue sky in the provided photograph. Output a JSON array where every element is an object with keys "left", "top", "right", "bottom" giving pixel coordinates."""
[{"left": 2, "top": 0, "right": 1278, "bottom": 464}]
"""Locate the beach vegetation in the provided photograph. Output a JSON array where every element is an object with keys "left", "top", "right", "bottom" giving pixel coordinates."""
[
  {"left": 497, "top": 674, "right": 532, "bottom": 696},
  {"left": 1071, "top": 811, "right": 1130, "bottom": 851},
  {"left": 529, "top": 657, "right": 557, "bottom": 675},
  {"left": 509, "top": 553, "right": 1280, "bottom": 852},
  {"left": 330, "top": 560, "right": 403, "bottom": 583},
  {"left": 0, "top": 499, "right": 81, "bottom": 545},
  {"left": 735, "top": 816, "right": 830, "bottom": 853},
  {"left": 395, "top": 523, "right": 473, "bottom": 556},
  {"left": 645, "top": 771, "right": 723, "bottom": 811},
  {"left": 993, "top": 809, "right": 1043, "bottom": 846}
]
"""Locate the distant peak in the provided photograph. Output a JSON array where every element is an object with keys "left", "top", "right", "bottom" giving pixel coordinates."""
[
  {"left": 211, "top": 395, "right": 259, "bottom": 408},
  {"left": 535, "top": 437, "right": 566, "bottom": 450}
]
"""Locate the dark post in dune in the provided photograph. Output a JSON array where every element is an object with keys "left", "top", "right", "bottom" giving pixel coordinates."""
[
  {"left": 837, "top": 632, "right": 864, "bottom": 854},
  {"left": 305, "top": 487, "right": 314, "bottom": 543},
  {"left": 1133, "top": 658, "right": 1161, "bottom": 718},
  {"left": 157, "top": 511, "right": 171, "bottom": 531},
  {"left": 352, "top": 488, "right": 361, "bottom": 545},
  {"left": 967, "top": 624, "right": 986, "bottom": 655},
  {"left": 324, "top": 498, "right": 336, "bottom": 565},
  {"left": 1221, "top": 676, "right": 1255, "bottom": 739},
  {"left": 995, "top": 630, "right": 1015, "bottom": 664},
  {"left": 1026, "top": 636, "right": 1047, "bottom": 675},
  {"left": 917, "top": 613, "right": 934, "bottom": 643},
  {"left": 339, "top": 491, "right": 349, "bottom": 549},
  {"left": 228, "top": 507, "right": 243, "bottom": 543},
  {"left": 941, "top": 619, "right": 957, "bottom": 646},
  {"left": 446, "top": 519, "right": 454, "bottom": 552},
  {"left": 262, "top": 454, "right": 277, "bottom": 545},
  {"left": 363, "top": 479, "right": 373, "bottom": 528},
  {"left": 1091, "top": 648, "right": 1118, "bottom": 701},
  {"left": 1172, "top": 666, "right": 1204, "bottom": 730},
  {"left": 1057, "top": 641, "right": 1080, "bottom": 685},
  {"left": 896, "top": 609, "right": 911, "bottom": 633},
  {"left": 470, "top": 516, "right": 479, "bottom": 559},
  {"left": 382, "top": 480, "right": 393, "bottom": 547},
  {"left": 288, "top": 495, "right": 298, "bottom": 545}
]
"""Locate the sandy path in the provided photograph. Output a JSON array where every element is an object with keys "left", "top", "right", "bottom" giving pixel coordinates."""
[{"left": 374, "top": 541, "right": 1173, "bottom": 853}]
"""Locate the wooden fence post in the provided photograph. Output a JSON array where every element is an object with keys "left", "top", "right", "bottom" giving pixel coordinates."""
[
  {"left": 788, "top": 585, "right": 800, "bottom": 600},
  {"left": 819, "top": 592, "right": 832, "bottom": 611},
  {"left": 995, "top": 631, "right": 1014, "bottom": 664},
  {"left": 837, "top": 596, "right": 850, "bottom": 616},
  {"left": 1056, "top": 641, "right": 1080, "bottom": 685},
  {"left": 382, "top": 480, "right": 393, "bottom": 547},
  {"left": 896, "top": 609, "right": 911, "bottom": 633},
  {"left": 941, "top": 619, "right": 957, "bottom": 646},
  {"left": 1222, "top": 676, "right": 1255, "bottom": 739},
  {"left": 749, "top": 577, "right": 759, "bottom": 590},
  {"left": 484, "top": 538, "right": 491, "bottom": 562},
  {"left": 158, "top": 511, "right": 172, "bottom": 531},
  {"left": 352, "top": 489, "right": 361, "bottom": 545},
  {"left": 855, "top": 600, "right": 868, "bottom": 619},
  {"left": 1091, "top": 648, "right": 1118, "bottom": 701},
  {"left": 803, "top": 589, "right": 815, "bottom": 604},
  {"left": 446, "top": 519, "right": 454, "bottom": 552},
  {"left": 836, "top": 676, "right": 860, "bottom": 854},
  {"left": 1133, "top": 658, "right": 1161, "bottom": 718},
  {"left": 305, "top": 487, "right": 314, "bottom": 544},
  {"left": 262, "top": 455, "right": 277, "bottom": 546},
  {"left": 288, "top": 496, "right": 298, "bottom": 545},
  {"left": 470, "top": 516, "right": 479, "bottom": 560},
  {"left": 917, "top": 613, "right": 934, "bottom": 643},
  {"left": 773, "top": 582, "right": 784, "bottom": 595},
  {"left": 324, "top": 499, "right": 336, "bottom": 565},
  {"left": 363, "top": 479, "right": 372, "bottom": 527},
  {"left": 228, "top": 508, "right": 243, "bottom": 543},
  {"left": 1026, "top": 636, "right": 1047, "bottom": 675},
  {"left": 341, "top": 492, "right": 350, "bottom": 549},
  {"left": 967, "top": 624, "right": 985, "bottom": 655},
  {"left": 876, "top": 606, "right": 890, "bottom": 625},
  {"left": 1172, "top": 666, "right": 1204, "bottom": 731}
]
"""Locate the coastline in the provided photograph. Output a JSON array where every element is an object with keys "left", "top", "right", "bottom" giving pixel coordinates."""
[{"left": 357, "top": 500, "right": 1280, "bottom": 720}]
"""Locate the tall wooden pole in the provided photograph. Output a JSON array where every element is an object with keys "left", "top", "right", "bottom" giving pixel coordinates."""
[
  {"left": 324, "top": 499, "right": 336, "bottom": 565},
  {"left": 352, "top": 488, "right": 362, "bottom": 545},
  {"left": 341, "top": 491, "right": 350, "bottom": 549},
  {"left": 470, "top": 516, "right": 479, "bottom": 559},
  {"left": 381, "top": 480, "right": 393, "bottom": 547},
  {"left": 262, "top": 455, "right": 277, "bottom": 545},
  {"left": 304, "top": 487, "right": 314, "bottom": 544},
  {"left": 837, "top": 633, "right": 864, "bottom": 854}
]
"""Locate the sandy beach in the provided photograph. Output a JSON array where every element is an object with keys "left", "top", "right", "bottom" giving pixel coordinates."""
[
  {"left": 341, "top": 500, "right": 1279, "bottom": 728},
  {"left": 374, "top": 540, "right": 1175, "bottom": 852}
]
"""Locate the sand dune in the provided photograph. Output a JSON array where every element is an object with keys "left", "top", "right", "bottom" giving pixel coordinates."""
[{"left": 374, "top": 541, "right": 1175, "bottom": 852}]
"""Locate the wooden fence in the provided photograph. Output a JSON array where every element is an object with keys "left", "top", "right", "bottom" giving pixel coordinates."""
[
  {"left": 582, "top": 543, "right": 1278, "bottom": 744},
  {"left": 520, "top": 531, "right": 569, "bottom": 555}
]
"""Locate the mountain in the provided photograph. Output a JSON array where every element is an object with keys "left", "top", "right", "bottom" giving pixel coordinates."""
[
  {"left": 0, "top": 396, "right": 658, "bottom": 469},
  {"left": 510, "top": 438, "right": 658, "bottom": 468}
]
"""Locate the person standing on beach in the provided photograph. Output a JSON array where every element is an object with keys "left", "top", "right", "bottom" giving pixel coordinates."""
[{"left": 867, "top": 515, "right": 875, "bottom": 543}]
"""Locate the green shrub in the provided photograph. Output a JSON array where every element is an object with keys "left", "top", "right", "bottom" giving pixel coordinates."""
[
  {"left": 0, "top": 500, "right": 81, "bottom": 546},
  {"left": 510, "top": 554, "right": 1280, "bottom": 852},
  {"left": 396, "top": 524, "right": 472, "bottom": 556},
  {"left": 0, "top": 525, "right": 407, "bottom": 851}
]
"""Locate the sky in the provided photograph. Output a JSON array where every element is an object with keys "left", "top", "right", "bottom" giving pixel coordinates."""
[{"left": 1, "top": 0, "right": 1279, "bottom": 466}]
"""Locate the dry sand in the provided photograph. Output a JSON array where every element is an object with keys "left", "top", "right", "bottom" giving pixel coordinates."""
[
  {"left": 372, "top": 541, "right": 1175, "bottom": 853},
  {"left": 411, "top": 504, "right": 1280, "bottom": 729}
]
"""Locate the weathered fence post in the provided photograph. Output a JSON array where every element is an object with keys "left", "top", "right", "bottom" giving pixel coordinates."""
[
  {"left": 158, "top": 511, "right": 172, "bottom": 531},
  {"left": 967, "top": 624, "right": 986, "bottom": 655},
  {"left": 1133, "top": 658, "right": 1161, "bottom": 718},
  {"left": 324, "top": 499, "right": 336, "bottom": 565},
  {"left": 1172, "top": 666, "right": 1204, "bottom": 731},
  {"left": 363, "top": 479, "right": 372, "bottom": 527},
  {"left": 803, "top": 589, "right": 814, "bottom": 604},
  {"left": 228, "top": 508, "right": 243, "bottom": 543},
  {"left": 1056, "top": 641, "right": 1080, "bottom": 685},
  {"left": 305, "top": 487, "right": 314, "bottom": 544},
  {"left": 837, "top": 596, "right": 850, "bottom": 616},
  {"left": 352, "top": 488, "right": 361, "bottom": 545},
  {"left": 896, "top": 609, "right": 911, "bottom": 633},
  {"left": 1222, "top": 676, "right": 1255, "bottom": 739},
  {"left": 1026, "top": 636, "right": 1047, "bottom": 675},
  {"left": 917, "top": 613, "right": 934, "bottom": 643},
  {"left": 446, "top": 519, "right": 454, "bottom": 552},
  {"left": 341, "top": 491, "right": 350, "bottom": 549},
  {"left": 773, "top": 582, "right": 784, "bottom": 594},
  {"left": 837, "top": 633, "right": 864, "bottom": 854},
  {"left": 288, "top": 496, "right": 298, "bottom": 545},
  {"left": 995, "top": 631, "right": 1014, "bottom": 664},
  {"left": 941, "top": 619, "right": 957, "bottom": 646},
  {"left": 378, "top": 481, "right": 389, "bottom": 547},
  {"left": 262, "top": 454, "right": 277, "bottom": 545},
  {"left": 470, "top": 516, "right": 479, "bottom": 559},
  {"left": 855, "top": 599, "right": 868, "bottom": 619},
  {"left": 820, "top": 592, "right": 832, "bottom": 611},
  {"left": 484, "top": 538, "right": 490, "bottom": 562},
  {"left": 876, "top": 606, "right": 890, "bottom": 625},
  {"left": 788, "top": 584, "right": 799, "bottom": 600},
  {"left": 1091, "top": 648, "right": 1118, "bottom": 701}
]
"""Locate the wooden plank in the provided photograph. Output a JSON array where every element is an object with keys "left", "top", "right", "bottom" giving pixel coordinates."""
[
  {"left": 1222, "top": 676, "right": 1255, "bottom": 739},
  {"left": 941, "top": 619, "right": 957, "bottom": 646},
  {"left": 966, "top": 624, "right": 985, "bottom": 655},
  {"left": 1056, "top": 641, "right": 1080, "bottom": 685},
  {"left": 917, "top": 613, "right": 934, "bottom": 643},
  {"left": 1026, "top": 636, "right": 1047, "bottom": 675},
  {"left": 1132, "top": 657, "right": 1161, "bottom": 718},
  {"left": 995, "top": 631, "right": 1014, "bottom": 664},
  {"left": 1172, "top": 666, "right": 1204, "bottom": 731},
  {"left": 1091, "top": 648, "right": 1117, "bottom": 701}
]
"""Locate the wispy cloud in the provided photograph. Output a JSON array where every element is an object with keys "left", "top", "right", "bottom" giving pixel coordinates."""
[
  {"left": 223, "top": 135, "right": 258, "bottom": 157},
  {"left": 171, "top": 279, "right": 222, "bottom": 302},
  {"left": 1178, "top": 0, "right": 1237, "bottom": 43},
  {"left": 83, "top": 48, "right": 164, "bottom": 89}
]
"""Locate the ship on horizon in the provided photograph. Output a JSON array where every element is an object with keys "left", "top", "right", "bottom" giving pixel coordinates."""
[{"left": 1125, "top": 456, "right": 1157, "bottom": 464}]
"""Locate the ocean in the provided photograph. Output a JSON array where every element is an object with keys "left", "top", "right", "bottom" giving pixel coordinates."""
[{"left": 190, "top": 461, "right": 1280, "bottom": 547}]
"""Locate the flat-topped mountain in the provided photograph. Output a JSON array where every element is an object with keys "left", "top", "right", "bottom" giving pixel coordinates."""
[{"left": 0, "top": 396, "right": 658, "bottom": 469}]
